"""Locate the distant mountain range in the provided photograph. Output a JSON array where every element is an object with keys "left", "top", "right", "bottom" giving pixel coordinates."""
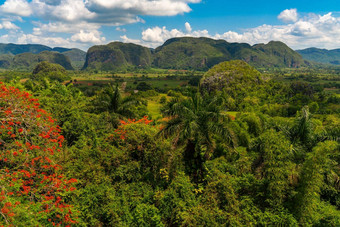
[
  {"left": 85, "top": 37, "right": 308, "bottom": 71},
  {"left": 296, "top": 48, "right": 340, "bottom": 65},
  {"left": 0, "top": 43, "right": 86, "bottom": 70},
  {"left": 2, "top": 39, "right": 340, "bottom": 71}
]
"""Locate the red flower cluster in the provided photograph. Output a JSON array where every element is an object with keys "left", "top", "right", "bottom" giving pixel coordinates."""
[
  {"left": 0, "top": 82, "right": 78, "bottom": 226},
  {"left": 114, "top": 116, "right": 152, "bottom": 140}
]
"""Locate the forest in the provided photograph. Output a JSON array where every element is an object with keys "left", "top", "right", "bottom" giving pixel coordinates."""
[{"left": 0, "top": 60, "right": 339, "bottom": 226}]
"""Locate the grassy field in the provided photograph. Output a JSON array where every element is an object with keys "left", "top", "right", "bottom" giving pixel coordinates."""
[{"left": 145, "top": 94, "right": 172, "bottom": 120}]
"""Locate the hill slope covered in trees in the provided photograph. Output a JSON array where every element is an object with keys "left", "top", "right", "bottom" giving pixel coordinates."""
[
  {"left": 84, "top": 37, "right": 308, "bottom": 71},
  {"left": 84, "top": 42, "right": 152, "bottom": 71},
  {"left": 297, "top": 47, "right": 340, "bottom": 65},
  {"left": 0, "top": 43, "right": 86, "bottom": 69},
  {"left": 0, "top": 51, "right": 74, "bottom": 70}
]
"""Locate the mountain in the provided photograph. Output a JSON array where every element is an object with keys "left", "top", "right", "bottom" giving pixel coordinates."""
[
  {"left": 297, "top": 48, "right": 340, "bottom": 65},
  {"left": 0, "top": 43, "right": 86, "bottom": 69},
  {"left": 84, "top": 42, "right": 152, "bottom": 70},
  {"left": 0, "top": 51, "right": 73, "bottom": 70},
  {"left": 153, "top": 37, "right": 307, "bottom": 70},
  {"left": 0, "top": 43, "right": 51, "bottom": 55},
  {"left": 61, "top": 49, "right": 87, "bottom": 69},
  {"left": 152, "top": 37, "right": 231, "bottom": 69},
  {"left": 83, "top": 37, "right": 307, "bottom": 71}
]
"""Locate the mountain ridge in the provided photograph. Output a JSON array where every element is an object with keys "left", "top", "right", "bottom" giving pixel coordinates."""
[
  {"left": 0, "top": 43, "right": 86, "bottom": 69},
  {"left": 297, "top": 47, "right": 340, "bottom": 65},
  {"left": 84, "top": 37, "right": 308, "bottom": 71}
]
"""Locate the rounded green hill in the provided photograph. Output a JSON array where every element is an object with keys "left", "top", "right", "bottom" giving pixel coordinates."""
[{"left": 200, "top": 60, "right": 263, "bottom": 92}]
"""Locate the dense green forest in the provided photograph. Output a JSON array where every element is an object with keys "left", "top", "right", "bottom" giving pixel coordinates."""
[
  {"left": 0, "top": 38, "right": 310, "bottom": 72},
  {"left": 0, "top": 60, "right": 339, "bottom": 226}
]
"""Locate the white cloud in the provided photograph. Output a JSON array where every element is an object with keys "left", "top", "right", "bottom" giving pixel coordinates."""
[
  {"left": 32, "top": 21, "right": 101, "bottom": 34},
  {"left": 31, "top": 0, "right": 96, "bottom": 22},
  {"left": 135, "top": 11, "right": 340, "bottom": 50},
  {"left": 0, "top": 0, "right": 201, "bottom": 47},
  {"left": 185, "top": 22, "right": 192, "bottom": 33},
  {"left": 213, "top": 11, "right": 340, "bottom": 49},
  {"left": 142, "top": 26, "right": 184, "bottom": 43},
  {"left": 0, "top": 21, "right": 19, "bottom": 30},
  {"left": 0, "top": 0, "right": 201, "bottom": 25},
  {"left": 120, "top": 35, "right": 141, "bottom": 44},
  {"left": 17, "top": 33, "right": 71, "bottom": 46},
  {"left": 278, "top": 8, "right": 298, "bottom": 23},
  {"left": 0, "top": 0, "right": 32, "bottom": 17},
  {"left": 71, "top": 30, "right": 106, "bottom": 44},
  {"left": 141, "top": 22, "right": 208, "bottom": 47},
  {"left": 85, "top": 0, "right": 201, "bottom": 17}
]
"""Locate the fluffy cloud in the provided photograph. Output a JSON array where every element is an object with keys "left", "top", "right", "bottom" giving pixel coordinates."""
[
  {"left": 17, "top": 33, "right": 71, "bottom": 47},
  {"left": 0, "top": 21, "right": 19, "bottom": 30},
  {"left": 0, "top": 0, "right": 201, "bottom": 47},
  {"left": 32, "top": 22, "right": 101, "bottom": 34},
  {"left": 0, "top": 0, "right": 201, "bottom": 25},
  {"left": 139, "top": 10, "right": 340, "bottom": 50},
  {"left": 215, "top": 11, "right": 340, "bottom": 49},
  {"left": 278, "top": 8, "right": 298, "bottom": 23},
  {"left": 120, "top": 35, "right": 141, "bottom": 44},
  {"left": 141, "top": 23, "right": 208, "bottom": 47},
  {"left": 85, "top": 0, "right": 201, "bottom": 17},
  {"left": 185, "top": 22, "right": 192, "bottom": 33},
  {"left": 70, "top": 30, "right": 106, "bottom": 44},
  {"left": 0, "top": 0, "right": 32, "bottom": 17},
  {"left": 30, "top": 0, "right": 95, "bottom": 22}
]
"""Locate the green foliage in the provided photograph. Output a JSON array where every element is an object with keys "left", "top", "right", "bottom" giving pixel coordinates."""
[
  {"left": 296, "top": 141, "right": 340, "bottom": 225},
  {"left": 84, "top": 42, "right": 152, "bottom": 71},
  {"left": 153, "top": 37, "right": 306, "bottom": 70},
  {"left": 255, "top": 130, "right": 294, "bottom": 207},
  {"left": 2, "top": 59, "right": 339, "bottom": 226},
  {"left": 297, "top": 47, "right": 340, "bottom": 65},
  {"left": 92, "top": 83, "right": 147, "bottom": 127},
  {"left": 136, "top": 81, "right": 153, "bottom": 91},
  {"left": 13, "top": 51, "right": 73, "bottom": 70},
  {"left": 82, "top": 37, "right": 307, "bottom": 72},
  {"left": 31, "top": 61, "right": 70, "bottom": 82}
]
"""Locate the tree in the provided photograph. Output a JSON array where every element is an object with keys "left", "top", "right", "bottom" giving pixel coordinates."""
[
  {"left": 295, "top": 141, "right": 340, "bottom": 226},
  {"left": 159, "top": 91, "right": 236, "bottom": 180},
  {"left": 93, "top": 84, "right": 142, "bottom": 127},
  {"left": 0, "top": 82, "right": 79, "bottom": 226}
]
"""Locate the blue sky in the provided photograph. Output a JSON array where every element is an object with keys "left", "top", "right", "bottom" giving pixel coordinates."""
[{"left": 0, "top": 0, "right": 340, "bottom": 50}]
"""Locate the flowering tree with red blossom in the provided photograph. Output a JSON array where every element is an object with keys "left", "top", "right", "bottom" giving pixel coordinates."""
[{"left": 0, "top": 82, "right": 78, "bottom": 226}]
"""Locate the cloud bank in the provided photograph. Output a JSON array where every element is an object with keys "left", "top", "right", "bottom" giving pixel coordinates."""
[
  {"left": 0, "top": 0, "right": 201, "bottom": 48},
  {"left": 138, "top": 10, "right": 340, "bottom": 50}
]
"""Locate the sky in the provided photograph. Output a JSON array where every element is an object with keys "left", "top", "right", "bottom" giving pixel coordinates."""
[{"left": 0, "top": 0, "right": 340, "bottom": 50}]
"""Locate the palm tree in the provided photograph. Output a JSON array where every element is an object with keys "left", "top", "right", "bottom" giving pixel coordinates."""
[
  {"left": 95, "top": 84, "right": 140, "bottom": 127},
  {"left": 159, "top": 91, "right": 236, "bottom": 180}
]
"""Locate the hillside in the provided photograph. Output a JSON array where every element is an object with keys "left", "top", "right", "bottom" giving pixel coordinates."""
[
  {"left": 83, "top": 37, "right": 307, "bottom": 71},
  {"left": 62, "top": 48, "right": 87, "bottom": 69},
  {"left": 0, "top": 51, "right": 73, "bottom": 70},
  {"left": 0, "top": 43, "right": 51, "bottom": 55},
  {"left": 0, "top": 43, "right": 85, "bottom": 69},
  {"left": 200, "top": 60, "right": 263, "bottom": 93},
  {"left": 297, "top": 48, "right": 340, "bottom": 65},
  {"left": 153, "top": 37, "right": 231, "bottom": 69},
  {"left": 153, "top": 38, "right": 307, "bottom": 69},
  {"left": 84, "top": 42, "right": 152, "bottom": 70}
]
